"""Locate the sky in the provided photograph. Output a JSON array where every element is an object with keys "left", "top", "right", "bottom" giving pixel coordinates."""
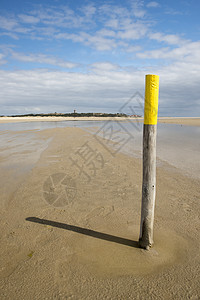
[{"left": 0, "top": 0, "right": 200, "bottom": 116}]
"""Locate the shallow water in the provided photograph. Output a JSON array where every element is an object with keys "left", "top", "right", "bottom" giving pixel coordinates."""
[
  {"left": 0, "top": 130, "right": 51, "bottom": 206},
  {"left": 110, "top": 122, "right": 200, "bottom": 179},
  {"left": 0, "top": 131, "right": 51, "bottom": 171},
  {"left": 86, "top": 120, "right": 200, "bottom": 179},
  {"left": 0, "top": 120, "right": 199, "bottom": 179},
  {"left": 0, "top": 120, "right": 103, "bottom": 131}
]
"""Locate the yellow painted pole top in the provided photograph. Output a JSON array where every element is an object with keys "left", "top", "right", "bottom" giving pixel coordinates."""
[{"left": 144, "top": 74, "right": 159, "bottom": 125}]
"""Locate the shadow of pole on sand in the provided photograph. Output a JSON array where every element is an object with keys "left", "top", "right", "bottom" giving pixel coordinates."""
[{"left": 26, "top": 217, "right": 139, "bottom": 249}]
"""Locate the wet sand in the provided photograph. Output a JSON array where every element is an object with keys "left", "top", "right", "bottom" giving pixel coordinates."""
[
  {"left": 0, "top": 127, "right": 199, "bottom": 299},
  {"left": 158, "top": 117, "right": 200, "bottom": 127}
]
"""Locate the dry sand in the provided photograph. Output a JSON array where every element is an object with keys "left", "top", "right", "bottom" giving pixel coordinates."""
[
  {"left": 0, "top": 116, "right": 142, "bottom": 123},
  {"left": 0, "top": 126, "right": 199, "bottom": 299},
  {"left": 0, "top": 116, "right": 200, "bottom": 127}
]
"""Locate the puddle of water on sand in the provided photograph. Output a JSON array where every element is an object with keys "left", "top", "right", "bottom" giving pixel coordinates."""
[
  {"left": 0, "top": 131, "right": 51, "bottom": 171},
  {"left": 94, "top": 122, "right": 200, "bottom": 180},
  {"left": 0, "top": 121, "right": 199, "bottom": 179},
  {"left": 0, "top": 120, "right": 105, "bottom": 131},
  {"left": 0, "top": 131, "right": 51, "bottom": 207}
]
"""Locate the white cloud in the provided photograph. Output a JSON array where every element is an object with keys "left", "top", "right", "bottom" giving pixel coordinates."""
[
  {"left": 56, "top": 21, "right": 148, "bottom": 51},
  {"left": 11, "top": 52, "right": 79, "bottom": 69},
  {"left": 146, "top": 2, "right": 160, "bottom": 8},
  {"left": 90, "top": 62, "right": 120, "bottom": 73},
  {"left": 0, "top": 16, "right": 18, "bottom": 31},
  {"left": 97, "top": 29, "right": 116, "bottom": 38},
  {"left": 55, "top": 32, "right": 85, "bottom": 43},
  {"left": 0, "top": 68, "right": 144, "bottom": 114},
  {"left": 117, "top": 23, "right": 148, "bottom": 40},
  {"left": 149, "top": 32, "right": 186, "bottom": 45},
  {"left": 98, "top": 4, "right": 128, "bottom": 20},
  {"left": 105, "top": 18, "right": 119, "bottom": 29},
  {"left": 0, "top": 54, "right": 200, "bottom": 116},
  {"left": 0, "top": 32, "right": 19, "bottom": 39},
  {"left": 0, "top": 3, "right": 150, "bottom": 51},
  {"left": 0, "top": 15, "right": 32, "bottom": 37},
  {"left": 131, "top": 0, "right": 146, "bottom": 18},
  {"left": 136, "top": 41, "right": 200, "bottom": 62},
  {"left": 85, "top": 35, "right": 117, "bottom": 51},
  {"left": 125, "top": 45, "right": 142, "bottom": 53},
  {"left": 56, "top": 31, "right": 117, "bottom": 51},
  {"left": 32, "top": 5, "right": 85, "bottom": 29},
  {"left": 18, "top": 14, "right": 40, "bottom": 24},
  {"left": 137, "top": 47, "right": 170, "bottom": 59},
  {"left": 80, "top": 4, "right": 96, "bottom": 19}
]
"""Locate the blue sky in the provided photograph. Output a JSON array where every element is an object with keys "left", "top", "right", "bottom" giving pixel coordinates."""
[{"left": 0, "top": 0, "right": 200, "bottom": 116}]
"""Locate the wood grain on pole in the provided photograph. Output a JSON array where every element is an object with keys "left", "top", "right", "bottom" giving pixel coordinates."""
[{"left": 139, "top": 74, "right": 159, "bottom": 250}]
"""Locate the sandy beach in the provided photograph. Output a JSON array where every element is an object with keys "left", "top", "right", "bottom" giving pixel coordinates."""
[
  {"left": 1, "top": 116, "right": 200, "bottom": 127},
  {"left": 0, "top": 116, "right": 142, "bottom": 123},
  {"left": 0, "top": 123, "right": 200, "bottom": 299}
]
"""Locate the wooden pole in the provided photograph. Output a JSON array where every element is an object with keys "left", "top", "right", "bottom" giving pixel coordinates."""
[{"left": 139, "top": 74, "right": 159, "bottom": 250}]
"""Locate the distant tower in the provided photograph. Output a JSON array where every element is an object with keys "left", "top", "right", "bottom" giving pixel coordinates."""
[{"left": 74, "top": 109, "right": 76, "bottom": 114}]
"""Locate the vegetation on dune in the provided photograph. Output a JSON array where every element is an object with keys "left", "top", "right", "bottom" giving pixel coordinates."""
[{"left": 8, "top": 112, "right": 141, "bottom": 117}]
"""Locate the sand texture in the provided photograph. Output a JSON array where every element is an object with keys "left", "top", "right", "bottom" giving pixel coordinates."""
[{"left": 0, "top": 127, "right": 199, "bottom": 299}]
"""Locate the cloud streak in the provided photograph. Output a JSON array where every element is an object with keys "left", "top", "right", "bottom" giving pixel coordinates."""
[
  {"left": 146, "top": 2, "right": 160, "bottom": 8},
  {"left": 0, "top": 3, "right": 150, "bottom": 51},
  {"left": 11, "top": 52, "right": 79, "bottom": 69}
]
